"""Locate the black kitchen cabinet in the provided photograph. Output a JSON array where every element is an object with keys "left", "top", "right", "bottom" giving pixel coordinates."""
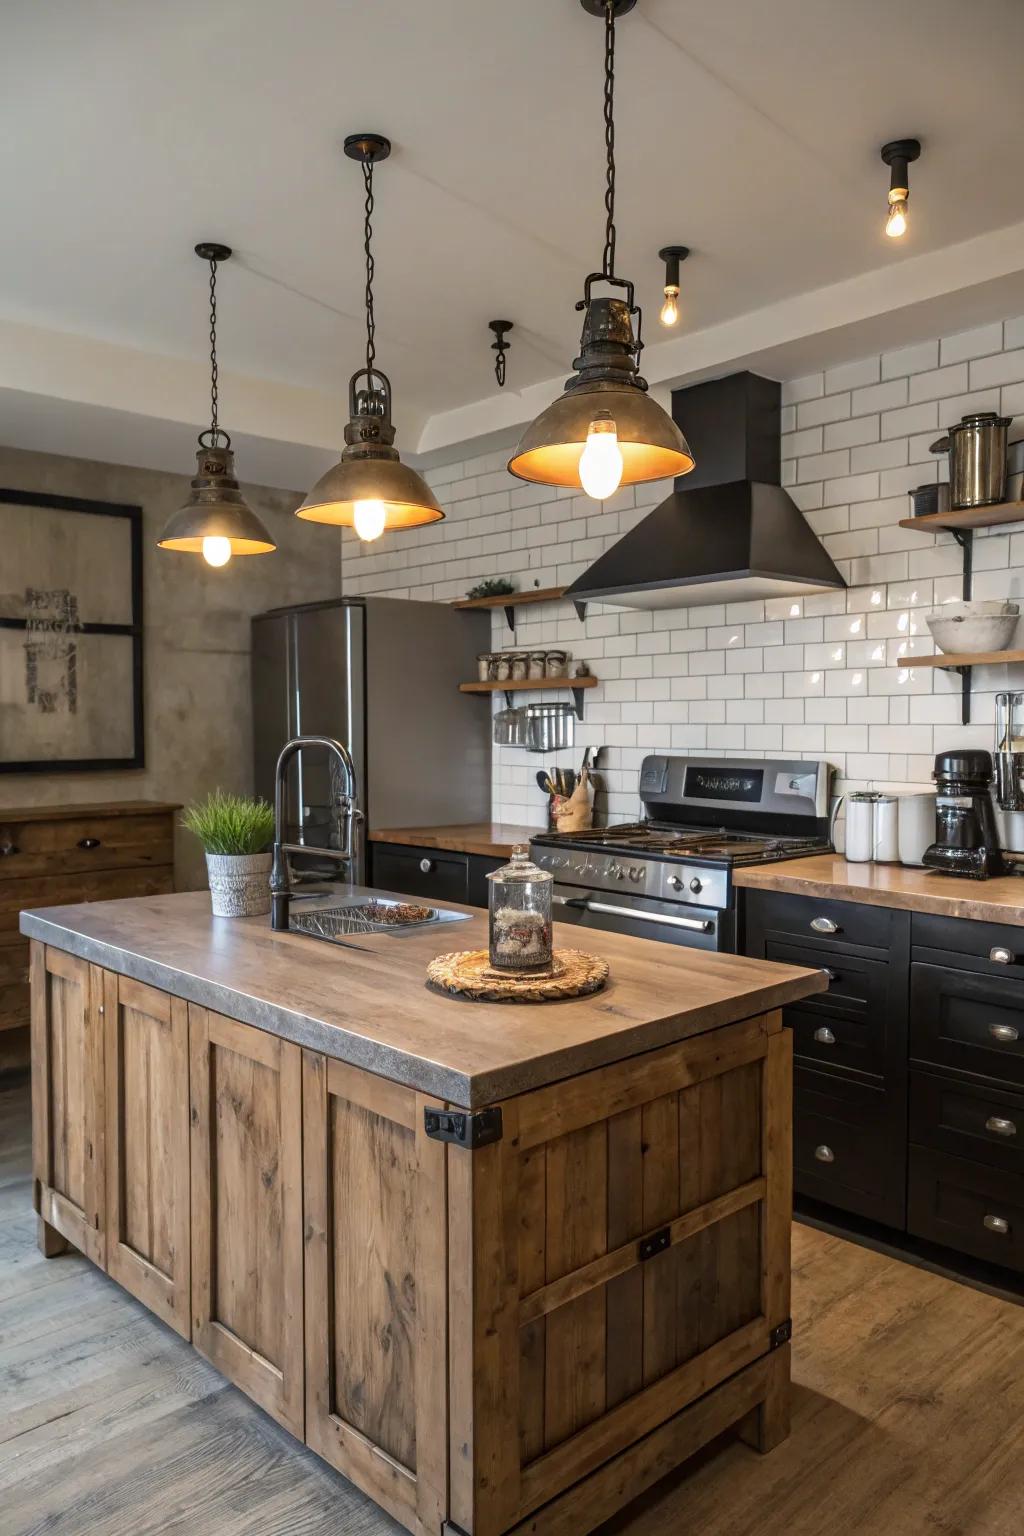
[{"left": 369, "top": 841, "right": 503, "bottom": 908}]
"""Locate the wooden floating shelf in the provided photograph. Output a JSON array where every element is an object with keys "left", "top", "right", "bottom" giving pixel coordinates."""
[
  {"left": 452, "top": 585, "right": 587, "bottom": 630},
  {"left": 898, "top": 501, "right": 1024, "bottom": 533},
  {"left": 898, "top": 649, "right": 1024, "bottom": 670},
  {"left": 460, "top": 674, "right": 597, "bottom": 719}
]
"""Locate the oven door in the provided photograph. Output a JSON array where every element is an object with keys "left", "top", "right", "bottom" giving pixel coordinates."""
[{"left": 552, "top": 884, "right": 728, "bottom": 951}]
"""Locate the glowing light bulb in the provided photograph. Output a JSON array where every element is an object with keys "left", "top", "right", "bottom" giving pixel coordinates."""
[
  {"left": 353, "top": 498, "right": 386, "bottom": 542},
  {"left": 659, "top": 286, "right": 680, "bottom": 327},
  {"left": 202, "top": 536, "right": 232, "bottom": 567},
  {"left": 578, "top": 415, "right": 623, "bottom": 501},
  {"left": 885, "top": 197, "right": 908, "bottom": 238}
]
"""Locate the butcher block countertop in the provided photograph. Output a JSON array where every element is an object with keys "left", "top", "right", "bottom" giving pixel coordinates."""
[
  {"left": 735, "top": 853, "right": 1024, "bottom": 925},
  {"left": 21, "top": 888, "right": 825, "bottom": 1106},
  {"left": 368, "top": 822, "right": 539, "bottom": 858}
]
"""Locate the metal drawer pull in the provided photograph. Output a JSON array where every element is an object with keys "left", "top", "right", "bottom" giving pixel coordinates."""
[
  {"left": 813, "top": 1026, "right": 836, "bottom": 1045},
  {"left": 418, "top": 858, "right": 433, "bottom": 873},
  {"left": 77, "top": 837, "right": 101, "bottom": 850},
  {"left": 983, "top": 1214, "right": 1010, "bottom": 1235},
  {"left": 0, "top": 839, "right": 18, "bottom": 856},
  {"left": 989, "top": 1023, "right": 1020, "bottom": 1044},
  {"left": 810, "top": 916, "right": 840, "bottom": 934},
  {"left": 822, "top": 968, "right": 838, "bottom": 983},
  {"left": 814, "top": 1144, "right": 835, "bottom": 1163},
  {"left": 985, "top": 1116, "right": 1017, "bottom": 1137},
  {"left": 990, "top": 946, "right": 1016, "bottom": 965}
]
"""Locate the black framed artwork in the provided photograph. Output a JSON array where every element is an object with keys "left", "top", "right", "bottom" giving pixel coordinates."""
[{"left": 0, "top": 490, "right": 144, "bottom": 772}]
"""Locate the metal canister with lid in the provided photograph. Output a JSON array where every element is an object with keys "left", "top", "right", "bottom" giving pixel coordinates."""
[{"left": 931, "top": 412, "right": 1011, "bottom": 509}]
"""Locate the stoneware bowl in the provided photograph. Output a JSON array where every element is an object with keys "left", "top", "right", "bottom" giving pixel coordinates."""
[
  {"left": 205, "top": 851, "right": 273, "bottom": 918},
  {"left": 926, "top": 601, "right": 1019, "bottom": 656}
]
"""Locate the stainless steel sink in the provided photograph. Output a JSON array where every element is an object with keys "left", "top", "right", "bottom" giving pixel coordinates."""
[{"left": 288, "top": 893, "right": 469, "bottom": 948}]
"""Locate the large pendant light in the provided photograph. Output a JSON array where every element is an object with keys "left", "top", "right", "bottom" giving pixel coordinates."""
[
  {"left": 295, "top": 133, "right": 444, "bottom": 541},
  {"left": 509, "top": 0, "right": 694, "bottom": 501},
  {"left": 158, "top": 243, "right": 276, "bottom": 565}
]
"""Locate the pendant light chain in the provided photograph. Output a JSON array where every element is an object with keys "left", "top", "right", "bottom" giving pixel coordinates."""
[
  {"left": 362, "top": 158, "right": 376, "bottom": 382},
  {"left": 207, "top": 256, "right": 220, "bottom": 444},
  {"left": 602, "top": 0, "right": 617, "bottom": 279}
]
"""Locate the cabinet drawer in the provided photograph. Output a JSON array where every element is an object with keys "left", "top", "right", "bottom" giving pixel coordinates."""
[
  {"left": 0, "top": 812, "right": 174, "bottom": 881},
  {"left": 794, "top": 1066, "right": 905, "bottom": 1227},
  {"left": 371, "top": 844, "right": 469, "bottom": 905},
  {"left": 746, "top": 889, "right": 898, "bottom": 954},
  {"left": 908, "top": 1145, "right": 1024, "bottom": 1274},
  {"left": 910, "top": 1071, "right": 1024, "bottom": 1176},
  {"left": 913, "top": 912, "right": 1024, "bottom": 979},
  {"left": 766, "top": 939, "right": 888, "bottom": 1020},
  {"left": 4, "top": 866, "right": 174, "bottom": 935},
  {"left": 787, "top": 1003, "right": 885, "bottom": 1078},
  {"left": 910, "top": 962, "right": 1024, "bottom": 1088}
]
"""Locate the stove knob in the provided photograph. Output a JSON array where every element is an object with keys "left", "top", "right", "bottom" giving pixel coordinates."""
[
  {"left": 689, "top": 877, "right": 703, "bottom": 894},
  {"left": 615, "top": 865, "right": 626, "bottom": 880},
  {"left": 667, "top": 875, "right": 683, "bottom": 891},
  {"left": 628, "top": 866, "right": 643, "bottom": 882}
]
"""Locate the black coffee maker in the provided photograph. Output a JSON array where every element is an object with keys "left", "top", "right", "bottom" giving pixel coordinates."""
[{"left": 922, "top": 749, "right": 1004, "bottom": 879}]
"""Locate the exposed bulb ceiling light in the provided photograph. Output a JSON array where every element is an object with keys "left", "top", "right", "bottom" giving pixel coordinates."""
[
  {"left": 158, "top": 244, "right": 277, "bottom": 563},
  {"left": 657, "top": 245, "right": 689, "bottom": 327},
  {"left": 295, "top": 134, "right": 444, "bottom": 540},
  {"left": 880, "top": 138, "right": 920, "bottom": 239},
  {"left": 508, "top": 0, "right": 694, "bottom": 501}
]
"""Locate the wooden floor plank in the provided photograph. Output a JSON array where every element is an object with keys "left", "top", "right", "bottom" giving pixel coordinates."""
[{"left": 3, "top": 1078, "right": 1024, "bottom": 1534}]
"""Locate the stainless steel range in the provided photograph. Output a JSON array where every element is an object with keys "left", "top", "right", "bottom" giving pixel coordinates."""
[{"left": 531, "top": 755, "right": 834, "bottom": 951}]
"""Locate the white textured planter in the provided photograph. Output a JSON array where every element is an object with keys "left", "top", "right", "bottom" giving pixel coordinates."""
[{"left": 205, "top": 851, "right": 272, "bottom": 918}]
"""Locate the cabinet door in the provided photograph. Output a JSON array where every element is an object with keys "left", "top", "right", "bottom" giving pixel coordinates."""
[
  {"left": 105, "top": 974, "right": 191, "bottom": 1338},
  {"left": 189, "top": 1007, "right": 304, "bottom": 1436},
  {"left": 30, "top": 941, "right": 105, "bottom": 1265},
  {"left": 303, "top": 1053, "right": 447, "bottom": 1536}
]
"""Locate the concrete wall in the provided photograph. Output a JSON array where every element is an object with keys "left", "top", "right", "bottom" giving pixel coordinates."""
[
  {"left": 0, "top": 444, "right": 341, "bottom": 887},
  {"left": 341, "top": 316, "right": 1024, "bottom": 839}
]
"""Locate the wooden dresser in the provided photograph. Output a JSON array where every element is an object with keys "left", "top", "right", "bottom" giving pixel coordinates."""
[{"left": 0, "top": 802, "right": 178, "bottom": 1054}]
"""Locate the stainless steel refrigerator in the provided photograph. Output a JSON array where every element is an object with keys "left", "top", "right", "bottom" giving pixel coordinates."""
[{"left": 252, "top": 597, "right": 491, "bottom": 880}]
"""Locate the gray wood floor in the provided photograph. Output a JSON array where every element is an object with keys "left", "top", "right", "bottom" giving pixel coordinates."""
[{"left": 4, "top": 1070, "right": 1024, "bottom": 1535}]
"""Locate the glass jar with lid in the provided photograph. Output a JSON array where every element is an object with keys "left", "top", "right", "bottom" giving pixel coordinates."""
[{"left": 486, "top": 844, "right": 553, "bottom": 974}]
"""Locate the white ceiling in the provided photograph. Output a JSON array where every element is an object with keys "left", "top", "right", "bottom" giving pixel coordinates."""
[{"left": 3, "top": 0, "right": 1024, "bottom": 478}]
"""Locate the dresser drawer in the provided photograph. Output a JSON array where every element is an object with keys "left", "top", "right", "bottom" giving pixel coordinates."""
[
  {"left": 787, "top": 1004, "right": 885, "bottom": 1078},
  {"left": 910, "top": 1071, "right": 1024, "bottom": 1176},
  {"left": 794, "top": 1066, "right": 906, "bottom": 1227},
  {"left": 910, "top": 962, "right": 1024, "bottom": 1089},
  {"left": 908, "top": 1146, "right": 1024, "bottom": 1274},
  {"left": 0, "top": 811, "right": 174, "bottom": 881},
  {"left": 4, "top": 866, "right": 174, "bottom": 934},
  {"left": 745, "top": 889, "right": 899, "bottom": 955},
  {"left": 913, "top": 912, "right": 1024, "bottom": 979}
]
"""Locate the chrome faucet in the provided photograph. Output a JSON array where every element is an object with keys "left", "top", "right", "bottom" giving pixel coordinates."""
[{"left": 270, "top": 735, "right": 362, "bottom": 931}]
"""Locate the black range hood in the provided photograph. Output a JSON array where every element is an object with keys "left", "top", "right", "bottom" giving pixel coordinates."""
[{"left": 566, "top": 371, "right": 846, "bottom": 610}]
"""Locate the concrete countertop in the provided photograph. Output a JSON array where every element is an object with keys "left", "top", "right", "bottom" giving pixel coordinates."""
[
  {"left": 368, "top": 822, "right": 540, "bottom": 858},
  {"left": 22, "top": 888, "right": 825, "bottom": 1107},
  {"left": 735, "top": 853, "right": 1024, "bottom": 925}
]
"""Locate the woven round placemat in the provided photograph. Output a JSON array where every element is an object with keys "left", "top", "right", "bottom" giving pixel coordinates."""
[{"left": 426, "top": 948, "right": 609, "bottom": 1003}]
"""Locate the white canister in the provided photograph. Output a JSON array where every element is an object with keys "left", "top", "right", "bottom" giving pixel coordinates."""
[
  {"left": 898, "top": 792, "right": 937, "bottom": 866},
  {"left": 845, "top": 791, "right": 899, "bottom": 863},
  {"left": 873, "top": 795, "right": 900, "bottom": 862}
]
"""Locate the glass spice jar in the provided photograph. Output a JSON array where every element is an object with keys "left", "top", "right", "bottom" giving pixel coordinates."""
[{"left": 486, "top": 844, "right": 553, "bottom": 974}]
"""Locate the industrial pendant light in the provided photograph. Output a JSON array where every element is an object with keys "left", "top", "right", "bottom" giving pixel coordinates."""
[
  {"left": 509, "top": 0, "right": 694, "bottom": 501},
  {"left": 158, "top": 244, "right": 276, "bottom": 565},
  {"left": 296, "top": 133, "right": 443, "bottom": 541}
]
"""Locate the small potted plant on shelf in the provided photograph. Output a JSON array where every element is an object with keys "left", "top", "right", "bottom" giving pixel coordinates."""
[{"left": 182, "top": 790, "right": 276, "bottom": 918}]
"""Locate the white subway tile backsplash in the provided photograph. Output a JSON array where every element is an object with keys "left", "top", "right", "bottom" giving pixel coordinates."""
[{"left": 346, "top": 320, "right": 1024, "bottom": 818}]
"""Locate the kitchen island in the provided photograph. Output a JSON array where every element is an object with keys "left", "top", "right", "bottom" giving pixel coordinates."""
[{"left": 23, "top": 889, "right": 825, "bottom": 1536}]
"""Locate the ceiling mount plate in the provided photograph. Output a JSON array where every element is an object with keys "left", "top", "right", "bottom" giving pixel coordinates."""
[
  {"left": 881, "top": 138, "right": 921, "bottom": 166},
  {"left": 194, "top": 242, "right": 232, "bottom": 263},
  {"left": 580, "top": 0, "right": 637, "bottom": 14},
  {"left": 658, "top": 246, "right": 690, "bottom": 263},
  {"left": 344, "top": 132, "right": 392, "bottom": 165},
  {"left": 489, "top": 319, "right": 513, "bottom": 334}
]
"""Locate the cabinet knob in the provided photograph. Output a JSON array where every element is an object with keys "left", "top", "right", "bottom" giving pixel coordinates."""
[
  {"left": 813, "top": 1026, "right": 836, "bottom": 1045},
  {"left": 77, "top": 837, "right": 101, "bottom": 850},
  {"left": 983, "top": 1214, "right": 1010, "bottom": 1235},
  {"left": 990, "top": 946, "right": 1016, "bottom": 966},
  {"left": 822, "top": 967, "right": 838, "bottom": 983},
  {"left": 419, "top": 858, "right": 433, "bottom": 874},
  {"left": 985, "top": 1116, "right": 1017, "bottom": 1138},
  {"left": 810, "top": 916, "right": 840, "bottom": 934},
  {"left": 814, "top": 1144, "right": 835, "bottom": 1163},
  {"left": 0, "top": 838, "right": 18, "bottom": 857},
  {"left": 989, "top": 1023, "right": 1020, "bottom": 1044}
]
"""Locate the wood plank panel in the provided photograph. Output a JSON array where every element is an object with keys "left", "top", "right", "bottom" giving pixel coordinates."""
[
  {"left": 604, "top": 1107, "right": 644, "bottom": 1410},
  {"left": 189, "top": 1005, "right": 303, "bottom": 1437},
  {"left": 105, "top": 972, "right": 190, "bottom": 1338},
  {"left": 641, "top": 1093, "right": 680, "bottom": 1386},
  {"left": 543, "top": 1121, "right": 608, "bottom": 1451},
  {"left": 518, "top": 1142, "right": 548, "bottom": 1465}
]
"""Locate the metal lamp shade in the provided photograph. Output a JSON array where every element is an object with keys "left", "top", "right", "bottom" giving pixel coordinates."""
[
  {"left": 158, "top": 443, "right": 276, "bottom": 555},
  {"left": 509, "top": 381, "right": 694, "bottom": 489},
  {"left": 295, "top": 451, "right": 444, "bottom": 529}
]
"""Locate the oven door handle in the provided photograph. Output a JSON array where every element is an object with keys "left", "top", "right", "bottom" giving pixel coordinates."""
[{"left": 554, "top": 894, "right": 714, "bottom": 933}]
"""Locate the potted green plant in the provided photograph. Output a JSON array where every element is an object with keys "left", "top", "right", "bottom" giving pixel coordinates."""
[{"left": 182, "top": 790, "right": 276, "bottom": 918}]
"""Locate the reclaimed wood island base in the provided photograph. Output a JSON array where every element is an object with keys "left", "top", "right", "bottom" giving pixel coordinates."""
[{"left": 22, "top": 891, "right": 826, "bottom": 1536}]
